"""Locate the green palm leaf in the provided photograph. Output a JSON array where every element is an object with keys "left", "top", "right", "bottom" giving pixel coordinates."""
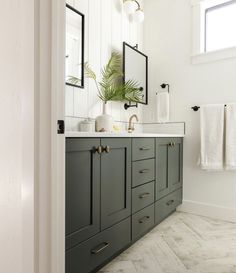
[{"left": 83, "top": 52, "right": 143, "bottom": 104}]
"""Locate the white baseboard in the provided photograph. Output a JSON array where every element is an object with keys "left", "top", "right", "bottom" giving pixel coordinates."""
[{"left": 177, "top": 200, "right": 236, "bottom": 223}]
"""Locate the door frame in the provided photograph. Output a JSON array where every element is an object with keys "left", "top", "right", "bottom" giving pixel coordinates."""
[{"left": 51, "top": 0, "right": 66, "bottom": 272}]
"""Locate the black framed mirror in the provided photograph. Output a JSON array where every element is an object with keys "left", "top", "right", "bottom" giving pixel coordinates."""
[
  {"left": 65, "top": 4, "right": 85, "bottom": 88},
  {"left": 123, "top": 42, "right": 148, "bottom": 106}
]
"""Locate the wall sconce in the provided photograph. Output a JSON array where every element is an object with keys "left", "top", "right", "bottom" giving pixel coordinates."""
[{"left": 123, "top": 0, "right": 145, "bottom": 23}]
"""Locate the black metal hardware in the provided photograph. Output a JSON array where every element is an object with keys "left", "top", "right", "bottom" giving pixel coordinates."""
[
  {"left": 66, "top": 4, "right": 85, "bottom": 89},
  {"left": 57, "top": 120, "right": 65, "bottom": 134},
  {"left": 139, "top": 169, "right": 149, "bottom": 174},
  {"left": 91, "top": 242, "right": 110, "bottom": 254},
  {"left": 124, "top": 102, "right": 138, "bottom": 110},
  {"left": 192, "top": 105, "right": 227, "bottom": 111},
  {"left": 139, "top": 216, "right": 150, "bottom": 224},
  {"left": 139, "top": 192, "right": 150, "bottom": 199},
  {"left": 191, "top": 106, "right": 200, "bottom": 111},
  {"left": 123, "top": 42, "right": 148, "bottom": 109},
  {"left": 166, "top": 200, "right": 175, "bottom": 206},
  {"left": 160, "top": 83, "right": 170, "bottom": 93}
]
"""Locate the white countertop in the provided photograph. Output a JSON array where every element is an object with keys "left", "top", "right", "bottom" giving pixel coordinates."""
[{"left": 66, "top": 131, "right": 185, "bottom": 138}]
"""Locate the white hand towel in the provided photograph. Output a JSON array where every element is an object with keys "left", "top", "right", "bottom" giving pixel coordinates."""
[
  {"left": 225, "top": 104, "right": 236, "bottom": 170},
  {"left": 200, "top": 104, "right": 224, "bottom": 170},
  {"left": 156, "top": 92, "right": 169, "bottom": 123}
]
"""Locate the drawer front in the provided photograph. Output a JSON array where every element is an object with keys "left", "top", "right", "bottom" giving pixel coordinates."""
[
  {"left": 155, "top": 188, "right": 182, "bottom": 224},
  {"left": 132, "top": 204, "right": 154, "bottom": 241},
  {"left": 66, "top": 218, "right": 131, "bottom": 273},
  {"left": 132, "top": 138, "right": 155, "bottom": 161},
  {"left": 132, "top": 159, "right": 155, "bottom": 187},
  {"left": 132, "top": 181, "right": 155, "bottom": 214}
]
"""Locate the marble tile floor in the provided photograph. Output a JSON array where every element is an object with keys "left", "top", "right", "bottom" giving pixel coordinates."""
[{"left": 99, "top": 212, "right": 236, "bottom": 273}]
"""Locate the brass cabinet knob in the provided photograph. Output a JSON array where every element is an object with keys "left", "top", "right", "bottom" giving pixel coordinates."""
[
  {"left": 94, "top": 146, "right": 102, "bottom": 154},
  {"left": 168, "top": 142, "right": 176, "bottom": 147},
  {"left": 102, "top": 146, "right": 110, "bottom": 153}
]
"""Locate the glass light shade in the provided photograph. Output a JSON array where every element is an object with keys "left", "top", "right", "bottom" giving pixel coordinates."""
[
  {"left": 134, "top": 9, "right": 145, "bottom": 23},
  {"left": 123, "top": 0, "right": 137, "bottom": 14}
]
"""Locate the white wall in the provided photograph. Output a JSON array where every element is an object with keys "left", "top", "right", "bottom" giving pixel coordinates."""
[
  {"left": 144, "top": 0, "right": 236, "bottom": 221},
  {"left": 65, "top": 0, "right": 144, "bottom": 125},
  {"left": 0, "top": 1, "right": 35, "bottom": 273}
]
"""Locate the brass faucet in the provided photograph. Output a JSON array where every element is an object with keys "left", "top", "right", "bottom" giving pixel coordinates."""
[{"left": 128, "top": 114, "right": 139, "bottom": 133}]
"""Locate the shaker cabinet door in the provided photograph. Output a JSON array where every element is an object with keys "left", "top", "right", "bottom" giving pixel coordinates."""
[
  {"left": 66, "top": 138, "right": 101, "bottom": 249},
  {"left": 101, "top": 138, "right": 131, "bottom": 230},
  {"left": 156, "top": 138, "right": 183, "bottom": 200},
  {"left": 168, "top": 138, "right": 183, "bottom": 192},
  {"left": 156, "top": 139, "right": 170, "bottom": 200}
]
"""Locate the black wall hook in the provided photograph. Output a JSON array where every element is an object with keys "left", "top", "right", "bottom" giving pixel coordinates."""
[
  {"left": 191, "top": 106, "right": 200, "bottom": 111},
  {"left": 160, "top": 83, "right": 170, "bottom": 93}
]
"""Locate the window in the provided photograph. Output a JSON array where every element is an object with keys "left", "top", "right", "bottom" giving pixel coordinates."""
[
  {"left": 205, "top": 0, "right": 236, "bottom": 52},
  {"left": 191, "top": 0, "right": 236, "bottom": 64}
]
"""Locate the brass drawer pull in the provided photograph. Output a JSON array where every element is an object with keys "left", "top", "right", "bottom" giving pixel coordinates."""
[
  {"left": 166, "top": 200, "right": 175, "bottom": 206},
  {"left": 102, "top": 146, "right": 110, "bottom": 153},
  {"left": 139, "top": 147, "right": 150, "bottom": 151},
  {"left": 139, "top": 192, "right": 150, "bottom": 199},
  {"left": 91, "top": 242, "right": 110, "bottom": 254},
  {"left": 94, "top": 146, "right": 102, "bottom": 154},
  {"left": 139, "top": 169, "right": 149, "bottom": 174},
  {"left": 139, "top": 216, "right": 150, "bottom": 224}
]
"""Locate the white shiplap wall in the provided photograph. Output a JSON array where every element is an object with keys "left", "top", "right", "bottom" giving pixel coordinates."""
[{"left": 66, "top": 0, "right": 144, "bottom": 123}]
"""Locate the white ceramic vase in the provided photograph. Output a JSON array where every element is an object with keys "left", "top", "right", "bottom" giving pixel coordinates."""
[{"left": 95, "top": 102, "right": 113, "bottom": 132}]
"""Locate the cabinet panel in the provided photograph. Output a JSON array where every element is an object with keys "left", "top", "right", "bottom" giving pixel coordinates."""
[
  {"left": 132, "top": 138, "right": 155, "bottom": 161},
  {"left": 169, "top": 138, "right": 183, "bottom": 192},
  {"left": 156, "top": 139, "right": 169, "bottom": 200},
  {"left": 101, "top": 138, "right": 131, "bottom": 230},
  {"left": 66, "top": 218, "right": 131, "bottom": 273},
  {"left": 156, "top": 138, "right": 183, "bottom": 201},
  {"left": 132, "top": 204, "right": 154, "bottom": 241},
  {"left": 66, "top": 138, "right": 100, "bottom": 249},
  {"left": 132, "top": 159, "right": 155, "bottom": 188},
  {"left": 132, "top": 181, "right": 155, "bottom": 214},
  {"left": 155, "top": 188, "right": 182, "bottom": 224}
]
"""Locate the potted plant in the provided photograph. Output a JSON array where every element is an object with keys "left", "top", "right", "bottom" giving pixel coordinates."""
[{"left": 68, "top": 52, "right": 142, "bottom": 132}]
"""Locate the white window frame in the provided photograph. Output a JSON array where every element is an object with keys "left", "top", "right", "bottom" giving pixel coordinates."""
[{"left": 191, "top": 0, "right": 236, "bottom": 64}]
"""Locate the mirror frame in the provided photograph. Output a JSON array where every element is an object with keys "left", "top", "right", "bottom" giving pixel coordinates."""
[
  {"left": 66, "top": 4, "right": 85, "bottom": 89},
  {"left": 123, "top": 42, "right": 148, "bottom": 105}
]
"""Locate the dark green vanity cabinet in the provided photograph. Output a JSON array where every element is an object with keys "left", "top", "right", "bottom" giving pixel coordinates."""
[{"left": 66, "top": 137, "right": 183, "bottom": 273}]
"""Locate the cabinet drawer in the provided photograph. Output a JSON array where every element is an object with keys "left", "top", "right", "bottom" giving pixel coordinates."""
[
  {"left": 66, "top": 218, "right": 131, "bottom": 273},
  {"left": 132, "top": 181, "right": 155, "bottom": 214},
  {"left": 132, "top": 138, "right": 155, "bottom": 161},
  {"left": 132, "top": 159, "right": 155, "bottom": 187},
  {"left": 132, "top": 204, "right": 154, "bottom": 241},
  {"left": 155, "top": 188, "right": 182, "bottom": 224}
]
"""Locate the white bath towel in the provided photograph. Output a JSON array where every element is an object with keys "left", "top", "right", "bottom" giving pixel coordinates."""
[
  {"left": 156, "top": 92, "right": 169, "bottom": 123},
  {"left": 199, "top": 104, "right": 225, "bottom": 170},
  {"left": 225, "top": 104, "right": 236, "bottom": 170}
]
